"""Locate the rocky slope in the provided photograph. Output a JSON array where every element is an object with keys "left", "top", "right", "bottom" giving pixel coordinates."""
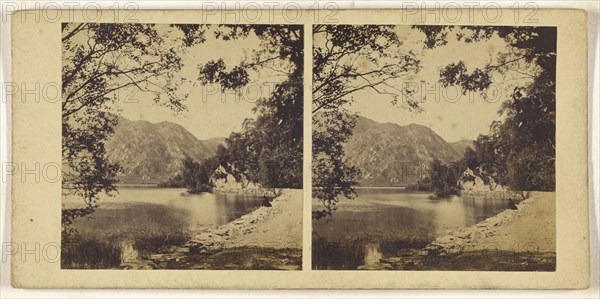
[
  {"left": 344, "top": 116, "right": 463, "bottom": 186},
  {"left": 105, "top": 117, "right": 215, "bottom": 184}
]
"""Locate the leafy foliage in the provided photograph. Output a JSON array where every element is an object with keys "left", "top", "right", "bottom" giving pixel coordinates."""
[
  {"left": 190, "top": 25, "right": 304, "bottom": 189},
  {"left": 407, "top": 159, "right": 464, "bottom": 197},
  {"left": 428, "top": 159, "right": 461, "bottom": 197},
  {"left": 176, "top": 156, "right": 220, "bottom": 193},
  {"left": 312, "top": 25, "right": 423, "bottom": 218},
  {"left": 415, "top": 26, "right": 556, "bottom": 191},
  {"left": 312, "top": 110, "right": 360, "bottom": 216},
  {"left": 61, "top": 23, "right": 201, "bottom": 225}
]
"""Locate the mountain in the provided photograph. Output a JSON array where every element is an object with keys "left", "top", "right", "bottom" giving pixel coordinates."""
[
  {"left": 449, "top": 139, "right": 475, "bottom": 157},
  {"left": 105, "top": 117, "right": 215, "bottom": 184},
  {"left": 344, "top": 116, "right": 463, "bottom": 186},
  {"left": 201, "top": 137, "right": 227, "bottom": 154}
]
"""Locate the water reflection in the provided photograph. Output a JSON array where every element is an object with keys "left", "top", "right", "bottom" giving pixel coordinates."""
[
  {"left": 363, "top": 243, "right": 383, "bottom": 266},
  {"left": 62, "top": 186, "right": 264, "bottom": 269},
  {"left": 120, "top": 241, "right": 139, "bottom": 263},
  {"left": 312, "top": 189, "right": 511, "bottom": 270}
]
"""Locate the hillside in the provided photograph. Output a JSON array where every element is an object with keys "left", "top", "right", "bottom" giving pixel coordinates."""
[
  {"left": 105, "top": 117, "right": 215, "bottom": 184},
  {"left": 344, "top": 116, "right": 463, "bottom": 186},
  {"left": 201, "top": 137, "right": 227, "bottom": 154},
  {"left": 449, "top": 139, "right": 475, "bottom": 157}
]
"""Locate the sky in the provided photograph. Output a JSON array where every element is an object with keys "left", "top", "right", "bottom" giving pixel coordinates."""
[
  {"left": 100, "top": 24, "right": 533, "bottom": 143},
  {"left": 108, "top": 25, "right": 290, "bottom": 140},
  {"left": 346, "top": 26, "right": 534, "bottom": 142}
]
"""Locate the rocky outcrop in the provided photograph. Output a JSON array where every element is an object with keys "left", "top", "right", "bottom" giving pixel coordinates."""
[
  {"left": 457, "top": 168, "right": 522, "bottom": 199},
  {"left": 209, "top": 165, "right": 240, "bottom": 189},
  {"left": 209, "top": 165, "right": 272, "bottom": 196}
]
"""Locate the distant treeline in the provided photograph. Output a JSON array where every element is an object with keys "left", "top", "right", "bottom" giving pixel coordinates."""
[{"left": 158, "top": 156, "right": 221, "bottom": 192}]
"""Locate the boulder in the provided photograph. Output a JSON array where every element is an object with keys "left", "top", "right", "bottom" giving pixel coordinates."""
[
  {"left": 209, "top": 166, "right": 270, "bottom": 195},
  {"left": 456, "top": 167, "right": 523, "bottom": 199},
  {"left": 457, "top": 167, "right": 489, "bottom": 192},
  {"left": 209, "top": 165, "right": 242, "bottom": 190}
]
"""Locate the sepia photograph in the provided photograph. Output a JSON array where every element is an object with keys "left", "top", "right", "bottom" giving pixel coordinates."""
[
  {"left": 7, "top": 7, "right": 592, "bottom": 290},
  {"left": 60, "top": 23, "right": 303, "bottom": 270},
  {"left": 312, "top": 24, "right": 557, "bottom": 271}
]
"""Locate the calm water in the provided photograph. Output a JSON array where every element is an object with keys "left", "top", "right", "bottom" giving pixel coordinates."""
[
  {"left": 312, "top": 188, "right": 513, "bottom": 270},
  {"left": 62, "top": 186, "right": 264, "bottom": 268}
]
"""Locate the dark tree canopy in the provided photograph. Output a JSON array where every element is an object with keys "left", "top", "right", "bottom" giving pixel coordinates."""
[
  {"left": 190, "top": 25, "right": 304, "bottom": 189},
  {"left": 415, "top": 25, "right": 556, "bottom": 191},
  {"left": 312, "top": 25, "right": 422, "bottom": 218},
  {"left": 61, "top": 23, "right": 200, "bottom": 225},
  {"left": 313, "top": 25, "right": 556, "bottom": 219},
  {"left": 62, "top": 24, "right": 304, "bottom": 226}
]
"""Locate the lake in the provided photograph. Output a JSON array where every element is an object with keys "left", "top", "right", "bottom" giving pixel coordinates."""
[
  {"left": 312, "top": 188, "right": 513, "bottom": 270},
  {"left": 61, "top": 186, "right": 265, "bottom": 269}
]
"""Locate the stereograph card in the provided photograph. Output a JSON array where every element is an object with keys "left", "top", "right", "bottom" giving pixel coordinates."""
[{"left": 8, "top": 8, "right": 589, "bottom": 289}]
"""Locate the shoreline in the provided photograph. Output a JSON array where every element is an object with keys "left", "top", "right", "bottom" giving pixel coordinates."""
[
  {"left": 426, "top": 191, "right": 556, "bottom": 254},
  {"left": 211, "top": 186, "right": 277, "bottom": 196},
  {"left": 359, "top": 192, "right": 557, "bottom": 271},
  {"left": 130, "top": 188, "right": 303, "bottom": 270},
  {"left": 187, "top": 188, "right": 302, "bottom": 252}
]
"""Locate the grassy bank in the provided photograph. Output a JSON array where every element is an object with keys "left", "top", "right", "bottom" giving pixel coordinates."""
[{"left": 148, "top": 247, "right": 302, "bottom": 270}]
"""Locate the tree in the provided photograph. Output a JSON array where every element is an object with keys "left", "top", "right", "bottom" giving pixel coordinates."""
[
  {"left": 421, "top": 159, "right": 462, "bottom": 197},
  {"left": 61, "top": 24, "right": 203, "bottom": 225},
  {"left": 175, "top": 156, "right": 221, "bottom": 193},
  {"left": 416, "top": 26, "right": 556, "bottom": 191},
  {"left": 221, "top": 120, "right": 260, "bottom": 182},
  {"left": 196, "top": 25, "right": 304, "bottom": 189},
  {"left": 181, "top": 156, "right": 200, "bottom": 189},
  {"left": 464, "top": 147, "right": 479, "bottom": 170},
  {"left": 312, "top": 25, "right": 421, "bottom": 218}
]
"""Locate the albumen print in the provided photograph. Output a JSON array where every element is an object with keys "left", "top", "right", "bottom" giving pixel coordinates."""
[
  {"left": 312, "top": 25, "right": 557, "bottom": 271},
  {"left": 61, "top": 23, "right": 303, "bottom": 270}
]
